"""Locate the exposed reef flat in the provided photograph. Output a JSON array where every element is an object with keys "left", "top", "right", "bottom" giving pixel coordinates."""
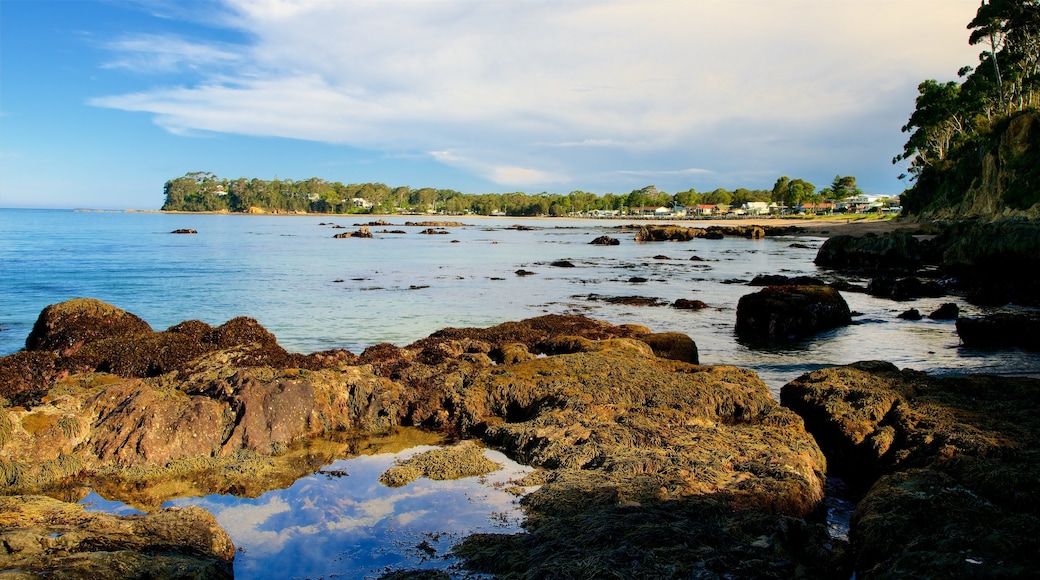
[{"left": 2, "top": 298, "right": 1037, "bottom": 577}]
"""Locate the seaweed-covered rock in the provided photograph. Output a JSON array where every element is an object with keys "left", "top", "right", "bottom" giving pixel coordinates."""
[
  {"left": 25, "top": 298, "right": 153, "bottom": 355},
  {"left": 814, "top": 232, "right": 923, "bottom": 273},
  {"left": 735, "top": 286, "right": 852, "bottom": 341},
  {"left": 449, "top": 351, "right": 835, "bottom": 578},
  {"left": 780, "top": 362, "right": 1040, "bottom": 577},
  {"left": 589, "top": 235, "right": 620, "bottom": 245},
  {"left": 866, "top": 275, "right": 945, "bottom": 301},
  {"left": 672, "top": 298, "right": 709, "bottom": 310},
  {"left": 0, "top": 495, "right": 235, "bottom": 579},
  {"left": 636, "top": 331, "right": 699, "bottom": 364},
  {"left": 956, "top": 311, "right": 1040, "bottom": 350}
]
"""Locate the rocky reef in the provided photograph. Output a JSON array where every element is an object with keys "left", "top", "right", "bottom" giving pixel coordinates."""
[
  {"left": 782, "top": 362, "right": 1040, "bottom": 577},
  {"left": 2, "top": 298, "right": 1037, "bottom": 577}
]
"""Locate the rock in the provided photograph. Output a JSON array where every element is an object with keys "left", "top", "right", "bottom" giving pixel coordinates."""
[
  {"left": 652, "top": 254, "right": 670, "bottom": 260},
  {"left": 579, "top": 294, "right": 669, "bottom": 307},
  {"left": 689, "top": 255, "right": 705, "bottom": 261},
  {"left": 956, "top": 312, "right": 1040, "bottom": 350},
  {"left": 748, "top": 274, "right": 825, "bottom": 287},
  {"left": 514, "top": 269, "right": 536, "bottom": 276},
  {"left": 627, "top": 276, "right": 649, "bottom": 283},
  {"left": 333, "top": 227, "right": 374, "bottom": 238},
  {"left": 550, "top": 260, "right": 576, "bottom": 267},
  {"left": 735, "top": 286, "right": 852, "bottom": 341},
  {"left": 170, "top": 228, "right": 198, "bottom": 234},
  {"left": 378, "top": 440, "right": 499, "bottom": 487},
  {"left": 0, "top": 495, "right": 235, "bottom": 579},
  {"left": 589, "top": 235, "right": 620, "bottom": 245},
  {"left": 780, "top": 362, "right": 1040, "bottom": 577},
  {"left": 418, "top": 228, "right": 450, "bottom": 235},
  {"left": 814, "top": 232, "right": 923, "bottom": 273},
  {"left": 897, "top": 308, "right": 923, "bottom": 320},
  {"left": 25, "top": 298, "right": 153, "bottom": 356},
  {"left": 404, "top": 221, "right": 465, "bottom": 227},
  {"left": 866, "top": 275, "right": 945, "bottom": 300},
  {"left": 672, "top": 298, "right": 708, "bottom": 310},
  {"left": 636, "top": 331, "right": 699, "bottom": 364},
  {"left": 448, "top": 351, "right": 834, "bottom": 578},
  {"left": 927, "top": 302, "right": 959, "bottom": 320},
  {"left": 634, "top": 224, "right": 702, "bottom": 241},
  {"left": 934, "top": 218, "right": 1040, "bottom": 307}
]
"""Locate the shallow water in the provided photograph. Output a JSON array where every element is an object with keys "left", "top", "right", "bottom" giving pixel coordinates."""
[
  {"left": 80, "top": 438, "right": 534, "bottom": 579},
  {"left": 3, "top": 209, "right": 1038, "bottom": 395}
]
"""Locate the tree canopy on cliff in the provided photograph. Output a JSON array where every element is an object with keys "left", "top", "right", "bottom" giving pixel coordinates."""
[{"left": 896, "top": 1, "right": 1040, "bottom": 215}]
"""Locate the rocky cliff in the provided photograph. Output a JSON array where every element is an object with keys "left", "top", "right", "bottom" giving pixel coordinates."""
[{"left": 904, "top": 109, "right": 1040, "bottom": 219}]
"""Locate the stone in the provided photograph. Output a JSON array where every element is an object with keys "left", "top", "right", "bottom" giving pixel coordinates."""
[
  {"left": 0, "top": 495, "right": 235, "bottom": 579},
  {"left": 780, "top": 362, "right": 1040, "bottom": 577},
  {"left": 814, "top": 232, "right": 923, "bottom": 273},
  {"left": 897, "top": 308, "right": 923, "bottom": 320},
  {"left": 170, "top": 228, "right": 198, "bottom": 234},
  {"left": 956, "top": 312, "right": 1040, "bottom": 350},
  {"left": 867, "top": 276, "right": 945, "bottom": 300},
  {"left": 25, "top": 298, "right": 153, "bottom": 356},
  {"left": 927, "top": 302, "right": 959, "bottom": 320},
  {"left": 672, "top": 298, "right": 708, "bottom": 310},
  {"left": 735, "top": 286, "right": 852, "bottom": 341},
  {"left": 589, "top": 235, "right": 620, "bottom": 245},
  {"left": 748, "top": 274, "right": 826, "bottom": 287},
  {"left": 636, "top": 331, "right": 699, "bottom": 364}
]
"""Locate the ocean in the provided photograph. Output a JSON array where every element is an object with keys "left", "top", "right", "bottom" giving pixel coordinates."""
[{"left": 3, "top": 208, "right": 1038, "bottom": 393}]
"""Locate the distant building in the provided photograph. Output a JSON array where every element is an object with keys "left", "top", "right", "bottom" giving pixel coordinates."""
[
  {"left": 743, "top": 201, "right": 769, "bottom": 215},
  {"left": 353, "top": 197, "right": 373, "bottom": 209}
]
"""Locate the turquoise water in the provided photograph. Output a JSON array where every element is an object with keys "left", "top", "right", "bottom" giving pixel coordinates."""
[{"left": 3, "top": 208, "right": 1039, "bottom": 393}]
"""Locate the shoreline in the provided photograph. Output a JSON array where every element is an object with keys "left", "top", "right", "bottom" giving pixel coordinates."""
[{"left": 117, "top": 208, "right": 909, "bottom": 239}]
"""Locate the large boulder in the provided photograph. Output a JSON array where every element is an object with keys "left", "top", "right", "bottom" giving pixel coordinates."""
[
  {"left": 956, "top": 311, "right": 1040, "bottom": 350},
  {"left": 0, "top": 494, "right": 235, "bottom": 579},
  {"left": 25, "top": 298, "right": 152, "bottom": 355},
  {"left": 780, "top": 362, "right": 1040, "bottom": 578},
  {"left": 735, "top": 285, "right": 852, "bottom": 341},
  {"left": 814, "top": 232, "right": 923, "bottom": 273}
]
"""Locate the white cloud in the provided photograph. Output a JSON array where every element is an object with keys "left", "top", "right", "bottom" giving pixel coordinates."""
[
  {"left": 102, "top": 33, "right": 242, "bottom": 73},
  {"left": 90, "top": 0, "right": 984, "bottom": 191}
]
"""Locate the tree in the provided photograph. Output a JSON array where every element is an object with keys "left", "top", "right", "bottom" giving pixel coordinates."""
[
  {"left": 702, "top": 188, "right": 732, "bottom": 205},
  {"left": 829, "top": 175, "right": 862, "bottom": 199}
]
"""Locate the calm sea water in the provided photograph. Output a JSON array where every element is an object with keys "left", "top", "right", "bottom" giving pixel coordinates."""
[
  {"left": 3, "top": 208, "right": 1038, "bottom": 392},
  {"left": 4, "top": 208, "right": 1040, "bottom": 578}
]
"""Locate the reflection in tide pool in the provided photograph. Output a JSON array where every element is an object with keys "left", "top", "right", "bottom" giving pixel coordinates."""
[{"left": 83, "top": 445, "right": 536, "bottom": 579}]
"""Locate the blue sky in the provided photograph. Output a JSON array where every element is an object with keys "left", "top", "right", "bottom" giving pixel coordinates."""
[{"left": 2, "top": 0, "right": 983, "bottom": 209}]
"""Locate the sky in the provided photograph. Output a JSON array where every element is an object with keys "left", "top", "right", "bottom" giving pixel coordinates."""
[{"left": 1, "top": 0, "right": 985, "bottom": 210}]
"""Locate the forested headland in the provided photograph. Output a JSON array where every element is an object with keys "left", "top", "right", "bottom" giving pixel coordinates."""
[
  {"left": 161, "top": 173, "right": 869, "bottom": 217},
  {"left": 896, "top": 0, "right": 1040, "bottom": 217}
]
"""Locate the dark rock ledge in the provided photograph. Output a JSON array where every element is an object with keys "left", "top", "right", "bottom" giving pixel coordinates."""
[{"left": 781, "top": 361, "right": 1040, "bottom": 578}]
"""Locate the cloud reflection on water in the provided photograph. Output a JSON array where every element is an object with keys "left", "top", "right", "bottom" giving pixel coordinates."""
[{"left": 160, "top": 446, "right": 534, "bottom": 579}]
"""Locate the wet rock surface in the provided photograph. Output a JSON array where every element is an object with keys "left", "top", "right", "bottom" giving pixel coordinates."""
[
  {"left": 781, "top": 362, "right": 1040, "bottom": 578},
  {"left": 956, "top": 311, "right": 1040, "bottom": 350},
  {"left": 0, "top": 494, "right": 235, "bottom": 579},
  {"left": 735, "top": 285, "right": 852, "bottom": 341},
  {"left": 814, "top": 232, "right": 924, "bottom": 273}
]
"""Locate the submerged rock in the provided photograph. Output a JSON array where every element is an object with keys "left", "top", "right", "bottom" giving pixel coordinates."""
[
  {"left": 735, "top": 285, "right": 852, "bottom": 341},
  {"left": 866, "top": 275, "right": 945, "bottom": 300}
]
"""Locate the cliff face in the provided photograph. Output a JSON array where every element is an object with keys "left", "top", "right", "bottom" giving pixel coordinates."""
[{"left": 905, "top": 110, "right": 1040, "bottom": 219}]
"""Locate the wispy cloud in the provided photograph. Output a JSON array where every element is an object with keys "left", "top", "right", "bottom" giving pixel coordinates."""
[
  {"left": 102, "top": 33, "right": 242, "bottom": 73},
  {"left": 90, "top": 0, "right": 983, "bottom": 192}
]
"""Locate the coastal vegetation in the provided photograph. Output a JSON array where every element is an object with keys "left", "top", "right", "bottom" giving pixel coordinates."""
[
  {"left": 161, "top": 173, "right": 871, "bottom": 216},
  {"left": 896, "top": 0, "right": 1040, "bottom": 217}
]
